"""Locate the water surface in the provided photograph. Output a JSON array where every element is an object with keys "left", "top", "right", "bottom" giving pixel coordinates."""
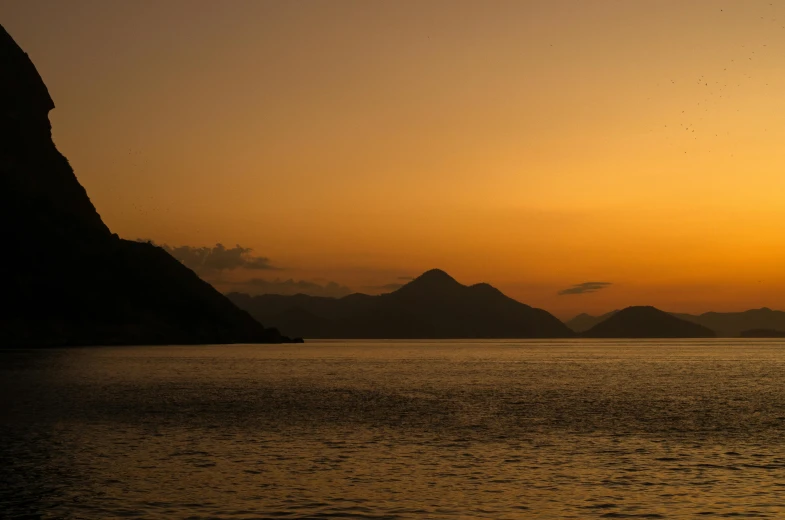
[{"left": 2, "top": 339, "right": 785, "bottom": 518}]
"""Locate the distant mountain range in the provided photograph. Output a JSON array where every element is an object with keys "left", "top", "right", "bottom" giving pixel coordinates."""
[
  {"left": 228, "top": 270, "right": 745, "bottom": 340},
  {"left": 228, "top": 269, "right": 573, "bottom": 339},
  {"left": 568, "top": 308, "right": 785, "bottom": 337},
  {"left": 229, "top": 270, "right": 785, "bottom": 340},
  {"left": 675, "top": 309, "right": 785, "bottom": 338}
]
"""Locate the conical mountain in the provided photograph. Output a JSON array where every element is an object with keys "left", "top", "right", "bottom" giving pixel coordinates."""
[
  {"left": 0, "top": 24, "right": 293, "bottom": 345},
  {"left": 393, "top": 269, "right": 463, "bottom": 296},
  {"left": 582, "top": 306, "right": 715, "bottom": 338}
]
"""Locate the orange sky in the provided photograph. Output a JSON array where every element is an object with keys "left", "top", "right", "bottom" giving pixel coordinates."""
[{"left": 5, "top": 0, "right": 785, "bottom": 318}]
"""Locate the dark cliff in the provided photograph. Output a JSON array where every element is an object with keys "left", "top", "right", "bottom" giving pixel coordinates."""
[{"left": 0, "top": 25, "right": 293, "bottom": 346}]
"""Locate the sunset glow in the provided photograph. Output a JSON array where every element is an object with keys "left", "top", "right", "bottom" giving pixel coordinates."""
[{"left": 6, "top": 0, "right": 785, "bottom": 317}]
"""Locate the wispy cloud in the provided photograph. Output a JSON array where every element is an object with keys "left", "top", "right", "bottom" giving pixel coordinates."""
[
  {"left": 238, "top": 278, "right": 352, "bottom": 298},
  {"left": 140, "top": 240, "right": 278, "bottom": 274},
  {"left": 558, "top": 282, "right": 612, "bottom": 295}
]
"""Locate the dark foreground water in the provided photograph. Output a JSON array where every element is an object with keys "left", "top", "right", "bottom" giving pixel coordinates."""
[{"left": 3, "top": 340, "right": 785, "bottom": 519}]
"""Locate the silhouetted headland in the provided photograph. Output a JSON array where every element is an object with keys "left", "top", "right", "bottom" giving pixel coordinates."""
[
  {"left": 0, "top": 25, "right": 298, "bottom": 346},
  {"left": 229, "top": 269, "right": 574, "bottom": 339},
  {"left": 582, "top": 306, "right": 715, "bottom": 338}
]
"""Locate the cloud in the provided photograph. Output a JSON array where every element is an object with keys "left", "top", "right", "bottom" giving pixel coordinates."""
[
  {"left": 239, "top": 278, "right": 353, "bottom": 298},
  {"left": 558, "top": 282, "right": 612, "bottom": 295},
  {"left": 362, "top": 276, "right": 414, "bottom": 292},
  {"left": 366, "top": 282, "right": 406, "bottom": 292},
  {"left": 140, "top": 241, "right": 277, "bottom": 273}
]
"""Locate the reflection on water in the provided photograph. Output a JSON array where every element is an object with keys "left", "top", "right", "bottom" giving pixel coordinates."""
[{"left": 2, "top": 340, "right": 785, "bottom": 518}]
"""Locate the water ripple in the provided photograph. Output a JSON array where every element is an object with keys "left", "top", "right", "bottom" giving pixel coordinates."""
[{"left": 2, "top": 340, "right": 785, "bottom": 518}]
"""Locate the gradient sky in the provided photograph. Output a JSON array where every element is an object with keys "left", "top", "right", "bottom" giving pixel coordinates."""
[{"left": 4, "top": 0, "right": 785, "bottom": 318}]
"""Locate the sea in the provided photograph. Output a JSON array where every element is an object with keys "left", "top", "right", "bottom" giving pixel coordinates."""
[{"left": 2, "top": 340, "right": 785, "bottom": 519}]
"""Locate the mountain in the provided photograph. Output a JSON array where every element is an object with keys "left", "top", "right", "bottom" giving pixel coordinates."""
[
  {"left": 565, "top": 310, "right": 619, "bottom": 333},
  {"left": 740, "top": 329, "right": 785, "bottom": 338},
  {"left": 674, "top": 308, "right": 785, "bottom": 338},
  {"left": 228, "top": 269, "right": 574, "bottom": 339},
  {"left": 582, "top": 306, "right": 715, "bottom": 338},
  {"left": 0, "top": 24, "right": 294, "bottom": 346}
]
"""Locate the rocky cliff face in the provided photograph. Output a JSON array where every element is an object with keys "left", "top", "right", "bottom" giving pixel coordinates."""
[
  {"left": 1, "top": 24, "right": 294, "bottom": 346},
  {"left": 1, "top": 26, "right": 111, "bottom": 244}
]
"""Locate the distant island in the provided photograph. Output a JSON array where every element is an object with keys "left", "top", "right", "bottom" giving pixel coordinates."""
[
  {"left": 581, "top": 306, "right": 715, "bottom": 339},
  {"left": 569, "top": 308, "right": 785, "bottom": 338},
  {"left": 0, "top": 25, "right": 297, "bottom": 346},
  {"left": 229, "top": 269, "right": 573, "bottom": 339}
]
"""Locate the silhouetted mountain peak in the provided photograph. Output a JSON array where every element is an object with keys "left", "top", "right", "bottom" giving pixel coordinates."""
[
  {"left": 620, "top": 305, "right": 657, "bottom": 315},
  {"left": 0, "top": 25, "right": 53, "bottom": 114},
  {"left": 396, "top": 269, "right": 464, "bottom": 294},
  {"left": 416, "top": 268, "right": 459, "bottom": 284}
]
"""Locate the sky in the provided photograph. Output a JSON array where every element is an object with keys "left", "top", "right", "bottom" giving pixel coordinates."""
[{"left": 3, "top": 0, "right": 785, "bottom": 318}]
